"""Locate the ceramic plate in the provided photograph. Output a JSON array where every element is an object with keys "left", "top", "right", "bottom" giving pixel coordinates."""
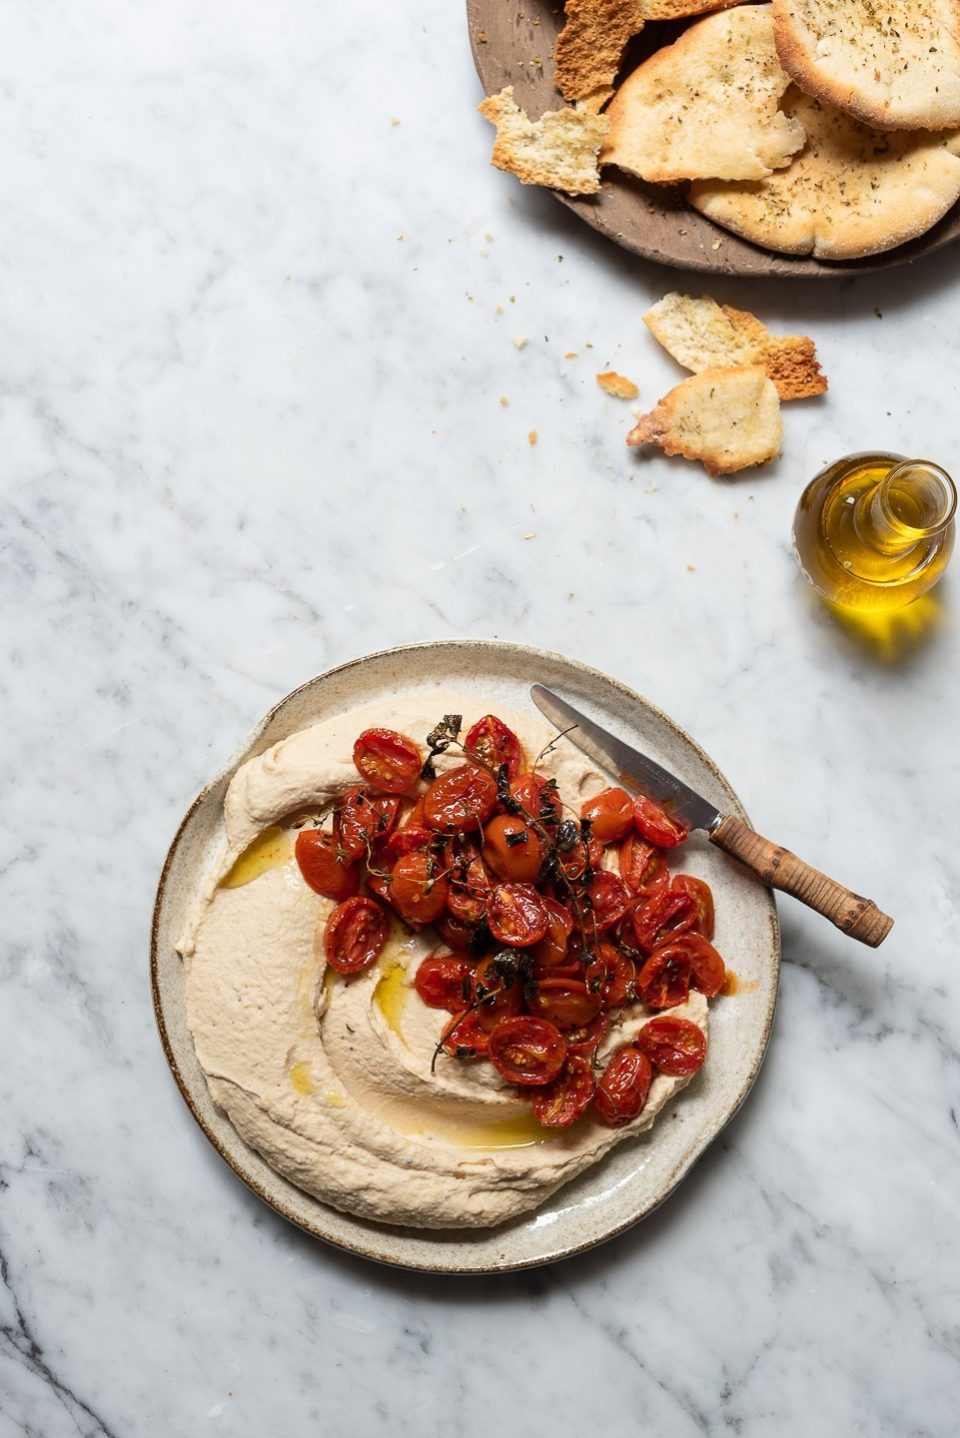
[
  {"left": 467, "top": 0, "right": 960, "bottom": 277},
  {"left": 151, "top": 641, "right": 779, "bottom": 1273}
]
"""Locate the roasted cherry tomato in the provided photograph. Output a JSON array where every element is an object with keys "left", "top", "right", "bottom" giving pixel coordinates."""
[
  {"left": 488, "top": 1016, "right": 566, "bottom": 1086},
  {"left": 530, "top": 1053, "right": 596, "bottom": 1128},
  {"left": 632, "top": 886, "right": 698, "bottom": 953},
  {"left": 353, "top": 728, "right": 422, "bottom": 794},
  {"left": 380, "top": 823, "right": 434, "bottom": 864},
  {"left": 464, "top": 714, "right": 525, "bottom": 780},
  {"left": 636, "top": 1016, "right": 707, "bottom": 1076},
  {"left": 423, "top": 763, "right": 498, "bottom": 833},
  {"left": 588, "top": 941, "right": 637, "bottom": 1008},
  {"left": 482, "top": 814, "right": 544, "bottom": 883},
  {"left": 365, "top": 868, "right": 393, "bottom": 905},
  {"left": 447, "top": 856, "right": 491, "bottom": 924},
  {"left": 324, "top": 896, "right": 389, "bottom": 974},
  {"left": 435, "top": 910, "right": 476, "bottom": 953},
  {"left": 531, "top": 897, "right": 575, "bottom": 970},
  {"left": 580, "top": 787, "right": 634, "bottom": 843},
  {"left": 487, "top": 883, "right": 549, "bottom": 947},
  {"left": 509, "top": 771, "right": 561, "bottom": 826},
  {"left": 413, "top": 952, "right": 474, "bottom": 1011},
  {"left": 472, "top": 954, "right": 525, "bottom": 1030},
  {"left": 585, "top": 870, "right": 632, "bottom": 931},
  {"left": 670, "top": 875, "right": 715, "bottom": 940},
  {"left": 594, "top": 1045, "right": 654, "bottom": 1127},
  {"left": 633, "top": 794, "right": 690, "bottom": 849},
  {"left": 618, "top": 834, "right": 669, "bottom": 898},
  {"left": 566, "top": 1009, "right": 611, "bottom": 1058},
  {"left": 389, "top": 852, "right": 449, "bottom": 925},
  {"left": 334, "top": 786, "right": 401, "bottom": 862},
  {"left": 657, "top": 933, "right": 725, "bottom": 997},
  {"left": 526, "top": 977, "right": 603, "bottom": 1030},
  {"left": 636, "top": 943, "right": 692, "bottom": 1008},
  {"left": 441, "top": 1010, "right": 490, "bottom": 1059},
  {"left": 295, "top": 828, "right": 360, "bottom": 901},
  {"left": 402, "top": 796, "right": 427, "bottom": 827},
  {"left": 556, "top": 832, "right": 605, "bottom": 883}
]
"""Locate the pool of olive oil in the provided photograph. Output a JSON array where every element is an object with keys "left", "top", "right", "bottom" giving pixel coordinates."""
[{"left": 793, "top": 453, "right": 956, "bottom": 611}]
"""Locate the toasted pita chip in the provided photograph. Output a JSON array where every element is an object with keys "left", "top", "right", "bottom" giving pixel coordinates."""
[
  {"left": 773, "top": 0, "right": 960, "bottom": 131},
  {"left": 627, "top": 366, "right": 781, "bottom": 474},
  {"left": 644, "top": 293, "right": 827, "bottom": 399},
  {"left": 554, "top": 0, "right": 646, "bottom": 112},
  {"left": 690, "top": 89, "right": 960, "bottom": 259},
  {"left": 478, "top": 86, "right": 609, "bottom": 196},
  {"left": 600, "top": 6, "right": 805, "bottom": 183},
  {"left": 597, "top": 370, "right": 639, "bottom": 398}
]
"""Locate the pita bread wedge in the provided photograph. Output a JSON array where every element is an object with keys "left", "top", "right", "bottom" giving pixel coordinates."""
[
  {"left": 478, "top": 87, "right": 609, "bottom": 196},
  {"left": 690, "top": 90, "right": 960, "bottom": 259},
  {"left": 644, "top": 293, "right": 827, "bottom": 399},
  {"left": 554, "top": 0, "right": 646, "bottom": 112},
  {"left": 627, "top": 365, "right": 782, "bottom": 475},
  {"left": 600, "top": 6, "right": 805, "bottom": 183},
  {"left": 773, "top": 0, "right": 960, "bottom": 131}
]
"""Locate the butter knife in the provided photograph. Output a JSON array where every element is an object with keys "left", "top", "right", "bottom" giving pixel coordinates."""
[{"left": 530, "top": 684, "right": 893, "bottom": 949}]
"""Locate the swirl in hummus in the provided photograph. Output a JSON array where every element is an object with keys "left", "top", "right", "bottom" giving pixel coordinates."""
[{"left": 179, "top": 694, "right": 708, "bottom": 1229}]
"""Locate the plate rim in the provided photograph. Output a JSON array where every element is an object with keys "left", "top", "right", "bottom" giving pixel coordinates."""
[{"left": 151, "top": 638, "right": 780, "bottom": 1274}]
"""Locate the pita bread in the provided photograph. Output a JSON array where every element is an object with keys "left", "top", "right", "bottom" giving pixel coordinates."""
[
  {"left": 554, "top": 0, "right": 646, "bottom": 112},
  {"left": 478, "top": 87, "right": 609, "bottom": 196},
  {"left": 690, "top": 89, "right": 960, "bottom": 258},
  {"left": 773, "top": 0, "right": 960, "bottom": 131},
  {"left": 644, "top": 293, "right": 827, "bottom": 399},
  {"left": 627, "top": 365, "right": 782, "bottom": 474},
  {"left": 600, "top": 6, "right": 805, "bottom": 183}
]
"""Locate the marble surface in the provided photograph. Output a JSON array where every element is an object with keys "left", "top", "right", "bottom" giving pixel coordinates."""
[{"left": 1, "top": 1, "right": 958, "bottom": 1434}]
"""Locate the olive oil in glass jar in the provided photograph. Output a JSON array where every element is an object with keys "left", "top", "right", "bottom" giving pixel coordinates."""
[{"left": 793, "top": 453, "right": 956, "bottom": 611}]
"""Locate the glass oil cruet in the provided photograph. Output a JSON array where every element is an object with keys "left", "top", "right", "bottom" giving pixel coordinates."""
[{"left": 792, "top": 452, "right": 956, "bottom": 610}]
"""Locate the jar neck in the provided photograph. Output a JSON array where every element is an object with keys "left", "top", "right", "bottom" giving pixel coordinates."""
[{"left": 854, "top": 460, "right": 957, "bottom": 555}]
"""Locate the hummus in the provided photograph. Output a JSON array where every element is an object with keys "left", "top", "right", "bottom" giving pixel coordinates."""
[{"left": 180, "top": 693, "right": 708, "bottom": 1229}]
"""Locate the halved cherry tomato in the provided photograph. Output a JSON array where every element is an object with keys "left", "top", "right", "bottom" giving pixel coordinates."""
[
  {"left": 447, "top": 856, "right": 491, "bottom": 924},
  {"left": 531, "top": 897, "right": 575, "bottom": 970},
  {"left": 324, "top": 896, "right": 389, "bottom": 974},
  {"left": 402, "top": 797, "right": 427, "bottom": 827},
  {"left": 464, "top": 715, "right": 524, "bottom": 780},
  {"left": 670, "top": 875, "right": 715, "bottom": 940},
  {"left": 526, "top": 977, "right": 603, "bottom": 1030},
  {"left": 530, "top": 1053, "right": 596, "bottom": 1127},
  {"left": 636, "top": 943, "right": 692, "bottom": 1008},
  {"left": 618, "top": 834, "right": 669, "bottom": 898},
  {"left": 580, "top": 787, "right": 634, "bottom": 843},
  {"left": 566, "top": 1009, "right": 611, "bottom": 1058},
  {"left": 423, "top": 763, "right": 498, "bottom": 833},
  {"left": 414, "top": 952, "right": 474, "bottom": 1011},
  {"left": 295, "top": 829, "right": 360, "bottom": 901},
  {"left": 482, "top": 814, "right": 543, "bottom": 882},
  {"left": 380, "top": 823, "right": 434, "bottom": 864},
  {"left": 655, "top": 932, "right": 725, "bottom": 997},
  {"left": 487, "top": 883, "right": 549, "bottom": 947},
  {"left": 594, "top": 1045, "right": 654, "bottom": 1126},
  {"left": 353, "top": 728, "right": 422, "bottom": 794},
  {"left": 585, "top": 870, "right": 632, "bottom": 931},
  {"left": 488, "top": 1016, "right": 566, "bottom": 1086},
  {"left": 633, "top": 794, "right": 690, "bottom": 849},
  {"left": 365, "top": 868, "right": 393, "bottom": 905},
  {"left": 556, "top": 832, "right": 605, "bottom": 883},
  {"left": 334, "top": 786, "right": 401, "bottom": 862},
  {"left": 632, "top": 887, "right": 698, "bottom": 953},
  {"left": 472, "top": 954, "right": 525, "bottom": 1030},
  {"left": 509, "top": 771, "right": 561, "bottom": 826},
  {"left": 390, "top": 852, "right": 449, "bottom": 925},
  {"left": 435, "top": 911, "right": 476, "bottom": 953},
  {"left": 636, "top": 1016, "right": 707, "bottom": 1076},
  {"left": 587, "top": 941, "right": 637, "bottom": 1008},
  {"left": 441, "top": 1010, "right": 490, "bottom": 1059}
]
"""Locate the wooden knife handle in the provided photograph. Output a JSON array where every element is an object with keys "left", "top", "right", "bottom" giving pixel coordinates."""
[{"left": 710, "top": 816, "right": 893, "bottom": 948}]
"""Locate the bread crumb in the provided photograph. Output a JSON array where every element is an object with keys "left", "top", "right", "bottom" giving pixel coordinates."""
[
  {"left": 514, "top": 335, "right": 528, "bottom": 349},
  {"left": 390, "top": 118, "right": 400, "bottom": 127},
  {"left": 597, "top": 370, "right": 639, "bottom": 400},
  {"left": 528, "top": 430, "right": 538, "bottom": 444},
  {"left": 499, "top": 396, "right": 510, "bottom": 406},
  {"left": 564, "top": 351, "right": 579, "bottom": 360},
  {"left": 686, "top": 564, "right": 696, "bottom": 572},
  {"left": 523, "top": 531, "right": 537, "bottom": 539}
]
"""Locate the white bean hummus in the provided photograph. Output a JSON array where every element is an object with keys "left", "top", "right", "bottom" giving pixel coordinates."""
[{"left": 179, "top": 694, "right": 707, "bottom": 1229}]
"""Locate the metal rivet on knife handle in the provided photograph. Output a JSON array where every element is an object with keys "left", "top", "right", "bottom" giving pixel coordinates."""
[{"left": 709, "top": 817, "right": 894, "bottom": 948}]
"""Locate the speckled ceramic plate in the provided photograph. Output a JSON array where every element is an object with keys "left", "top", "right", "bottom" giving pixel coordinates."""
[{"left": 151, "top": 641, "right": 779, "bottom": 1273}]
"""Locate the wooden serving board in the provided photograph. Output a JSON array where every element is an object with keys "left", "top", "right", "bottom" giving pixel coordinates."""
[{"left": 467, "top": 0, "right": 960, "bottom": 278}]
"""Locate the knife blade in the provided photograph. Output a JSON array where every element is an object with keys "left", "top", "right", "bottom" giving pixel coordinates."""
[
  {"left": 529, "top": 682, "right": 894, "bottom": 948},
  {"left": 530, "top": 683, "right": 721, "bottom": 833}
]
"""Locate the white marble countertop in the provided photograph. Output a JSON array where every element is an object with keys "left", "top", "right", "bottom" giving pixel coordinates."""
[{"left": 2, "top": 1, "right": 958, "bottom": 1434}]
